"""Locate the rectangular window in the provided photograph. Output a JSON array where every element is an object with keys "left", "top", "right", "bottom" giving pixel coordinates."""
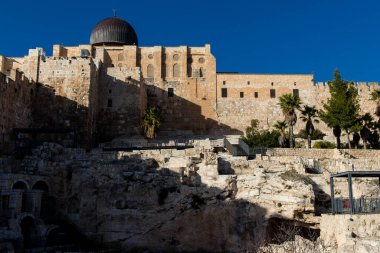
[
  {"left": 240, "top": 92, "right": 244, "bottom": 98},
  {"left": 168, "top": 88, "right": 174, "bottom": 97},
  {"left": 221, "top": 88, "right": 228, "bottom": 98},
  {"left": 107, "top": 99, "right": 113, "bottom": 107},
  {"left": 223, "top": 81, "right": 226, "bottom": 85},
  {"left": 293, "top": 89, "right": 299, "bottom": 97},
  {"left": 254, "top": 92, "right": 258, "bottom": 98},
  {"left": 270, "top": 89, "right": 276, "bottom": 98}
]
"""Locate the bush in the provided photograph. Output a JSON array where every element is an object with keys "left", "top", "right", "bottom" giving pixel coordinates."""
[
  {"left": 312, "top": 141, "right": 336, "bottom": 149},
  {"left": 297, "top": 129, "right": 326, "bottom": 140},
  {"left": 280, "top": 169, "right": 313, "bottom": 185},
  {"left": 242, "top": 119, "right": 282, "bottom": 148}
]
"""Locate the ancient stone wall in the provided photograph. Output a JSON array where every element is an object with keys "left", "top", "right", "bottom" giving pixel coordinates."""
[
  {"left": 216, "top": 73, "right": 379, "bottom": 135},
  {"left": 140, "top": 45, "right": 221, "bottom": 133},
  {"left": 97, "top": 66, "right": 145, "bottom": 141},
  {"left": 0, "top": 68, "right": 34, "bottom": 150},
  {"left": 32, "top": 56, "right": 99, "bottom": 146},
  {"left": 2, "top": 44, "right": 380, "bottom": 141},
  {"left": 320, "top": 213, "right": 380, "bottom": 252}
]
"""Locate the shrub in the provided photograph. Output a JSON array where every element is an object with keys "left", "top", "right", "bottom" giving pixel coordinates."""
[
  {"left": 297, "top": 129, "right": 326, "bottom": 140},
  {"left": 242, "top": 119, "right": 282, "bottom": 148},
  {"left": 280, "top": 169, "right": 313, "bottom": 185},
  {"left": 312, "top": 141, "right": 336, "bottom": 149}
]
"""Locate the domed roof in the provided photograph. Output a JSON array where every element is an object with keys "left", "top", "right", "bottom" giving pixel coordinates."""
[{"left": 90, "top": 17, "right": 138, "bottom": 46}]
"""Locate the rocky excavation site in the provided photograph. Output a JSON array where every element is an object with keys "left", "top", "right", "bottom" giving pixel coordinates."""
[{"left": 1, "top": 138, "right": 380, "bottom": 253}]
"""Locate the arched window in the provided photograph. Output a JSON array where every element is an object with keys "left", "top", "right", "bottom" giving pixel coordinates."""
[
  {"left": 147, "top": 64, "right": 154, "bottom": 78},
  {"left": 32, "top": 181, "right": 50, "bottom": 219},
  {"left": 13, "top": 181, "right": 28, "bottom": 212},
  {"left": 173, "top": 64, "right": 180, "bottom": 78},
  {"left": 200, "top": 67, "right": 204, "bottom": 78}
]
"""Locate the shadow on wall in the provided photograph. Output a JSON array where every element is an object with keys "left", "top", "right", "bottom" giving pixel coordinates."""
[
  {"left": 18, "top": 71, "right": 243, "bottom": 150},
  {"left": 55, "top": 154, "right": 319, "bottom": 252},
  {"left": 31, "top": 82, "right": 93, "bottom": 147},
  {"left": 96, "top": 68, "right": 145, "bottom": 142}
]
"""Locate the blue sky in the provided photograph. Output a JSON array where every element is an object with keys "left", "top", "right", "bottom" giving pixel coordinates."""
[{"left": 1, "top": 0, "right": 380, "bottom": 82}]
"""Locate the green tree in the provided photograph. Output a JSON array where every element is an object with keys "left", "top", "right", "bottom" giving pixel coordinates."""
[
  {"left": 320, "top": 70, "right": 360, "bottom": 149},
  {"left": 278, "top": 94, "right": 302, "bottom": 148},
  {"left": 273, "top": 120, "right": 288, "bottom": 147},
  {"left": 300, "top": 105, "right": 319, "bottom": 149},
  {"left": 141, "top": 106, "right": 161, "bottom": 139}
]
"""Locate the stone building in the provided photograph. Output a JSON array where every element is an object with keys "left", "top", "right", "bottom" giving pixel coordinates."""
[{"left": 0, "top": 16, "right": 378, "bottom": 148}]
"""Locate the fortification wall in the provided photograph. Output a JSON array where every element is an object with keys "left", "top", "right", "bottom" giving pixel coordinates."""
[
  {"left": 97, "top": 67, "right": 145, "bottom": 141},
  {"left": 216, "top": 73, "right": 379, "bottom": 136},
  {"left": 2, "top": 44, "right": 379, "bottom": 142},
  {"left": 32, "top": 56, "right": 99, "bottom": 145},
  {"left": 0, "top": 69, "right": 35, "bottom": 150}
]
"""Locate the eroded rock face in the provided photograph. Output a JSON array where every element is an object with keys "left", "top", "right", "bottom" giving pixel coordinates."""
[
  {"left": 21, "top": 147, "right": 314, "bottom": 252},
  {"left": 4, "top": 144, "right": 319, "bottom": 252}
]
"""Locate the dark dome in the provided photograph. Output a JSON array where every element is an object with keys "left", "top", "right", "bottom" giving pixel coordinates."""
[{"left": 90, "top": 17, "right": 138, "bottom": 46}]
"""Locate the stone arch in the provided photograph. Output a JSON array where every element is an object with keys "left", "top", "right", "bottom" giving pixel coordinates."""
[
  {"left": 32, "top": 181, "right": 49, "bottom": 193},
  {"left": 32, "top": 181, "right": 51, "bottom": 220},
  {"left": 12, "top": 181, "right": 29, "bottom": 190},
  {"left": 20, "top": 216, "right": 40, "bottom": 249},
  {"left": 173, "top": 63, "right": 180, "bottom": 78},
  {"left": 45, "top": 226, "right": 70, "bottom": 247},
  {"left": 45, "top": 222, "right": 89, "bottom": 248},
  {"left": 147, "top": 64, "right": 154, "bottom": 78}
]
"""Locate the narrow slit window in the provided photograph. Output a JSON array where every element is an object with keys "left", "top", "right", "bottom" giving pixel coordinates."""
[
  {"left": 293, "top": 89, "right": 299, "bottom": 97},
  {"left": 221, "top": 88, "right": 227, "bottom": 98},
  {"left": 270, "top": 89, "right": 276, "bottom": 98}
]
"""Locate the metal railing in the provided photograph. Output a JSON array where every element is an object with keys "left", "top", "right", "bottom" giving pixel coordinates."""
[{"left": 333, "top": 197, "right": 380, "bottom": 214}]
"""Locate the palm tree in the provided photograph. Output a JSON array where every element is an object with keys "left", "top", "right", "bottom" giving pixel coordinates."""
[
  {"left": 273, "top": 120, "right": 288, "bottom": 147},
  {"left": 300, "top": 105, "right": 319, "bottom": 149},
  {"left": 141, "top": 106, "right": 161, "bottom": 139},
  {"left": 370, "top": 90, "right": 380, "bottom": 122},
  {"left": 278, "top": 94, "right": 302, "bottom": 148},
  {"left": 360, "top": 113, "right": 374, "bottom": 149}
]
